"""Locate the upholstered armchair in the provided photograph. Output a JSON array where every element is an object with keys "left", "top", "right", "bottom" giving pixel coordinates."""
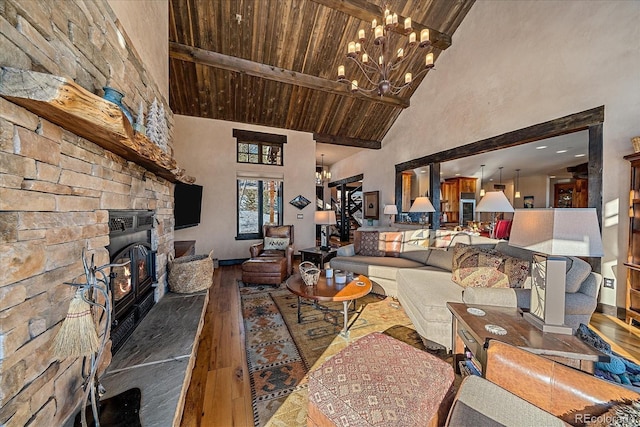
[{"left": 249, "top": 225, "right": 295, "bottom": 275}]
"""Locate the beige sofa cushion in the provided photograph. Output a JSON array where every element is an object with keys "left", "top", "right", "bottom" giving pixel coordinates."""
[{"left": 330, "top": 255, "right": 424, "bottom": 280}]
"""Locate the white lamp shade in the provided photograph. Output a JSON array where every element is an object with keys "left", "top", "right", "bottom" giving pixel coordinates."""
[
  {"left": 475, "top": 191, "right": 514, "bottom": 213},
  {"left": 383, "top": 205, "right": 398, "bottom": 215},
  {"left": 509, "top": 208, "right": 604, "bottom": 256},
  {"left": 314, "top": 210, "right": 336, "bottom": 225},
  {"left": 409, "top": 197, "right": 435, "bottom": 213}
]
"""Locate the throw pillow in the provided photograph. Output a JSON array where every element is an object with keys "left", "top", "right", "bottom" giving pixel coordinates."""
[
  {"left": 503, "top": 256, "right": 530, "bottom": 288},
  {"left": 454, "top": 267, "right": 510, "bottom": 288},
  {"left": 404, "top": 229, "right": 431, "bottom": 247},
  {"left": 452, "top": 245, "right": 510, "bottom": 288},
  {"left": 357, "top": 231, "right": 385, "bottom": 257},
  {"left": 263, "top": 237, "right": 289, "bottom": 250},
  {"left": 336, "top": 244, "right": 355, "bottom": 257},
  {"left": 379, "top": 232, "right": 403, "bottom": 257}
]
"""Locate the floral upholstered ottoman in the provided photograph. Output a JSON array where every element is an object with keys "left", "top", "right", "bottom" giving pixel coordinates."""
[{"left": 307, "top": 332, "right": 455, "bottom": 427}]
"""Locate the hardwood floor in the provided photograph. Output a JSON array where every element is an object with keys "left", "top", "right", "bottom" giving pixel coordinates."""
[
  {"left": 180, "top": 265, "right": 640, "bottom": 427},
  {"left": 181, "top": 265, "right": 253, "bottom": 427}
]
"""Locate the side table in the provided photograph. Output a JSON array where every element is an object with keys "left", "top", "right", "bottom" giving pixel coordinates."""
[
  {"left": 447, "top": 302, "right": 609, "bottom": 375},
  {"left": 299, "top": 247, "right": 337, "bottom": 268}
]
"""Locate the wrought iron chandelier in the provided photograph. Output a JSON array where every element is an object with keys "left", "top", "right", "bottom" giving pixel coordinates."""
[
  {"left": 316, "top": 154, "right": 331, "bottom": 185},
  {"left": 337, "top": 7, "right": 434, "bottom": 97}
]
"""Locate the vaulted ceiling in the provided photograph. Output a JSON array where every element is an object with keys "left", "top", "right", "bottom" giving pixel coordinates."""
[{"left": 169, "top": 0, "right": 475, "bottom": 149}]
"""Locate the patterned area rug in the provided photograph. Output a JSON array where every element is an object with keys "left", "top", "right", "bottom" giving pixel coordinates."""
[{"left": 239, "top": 281, "right": 389, "bottom": 426}]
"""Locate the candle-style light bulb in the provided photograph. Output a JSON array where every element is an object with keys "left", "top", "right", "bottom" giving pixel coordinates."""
[
  {"left": 378, "top": 55, "right": 384, "bottom": 65},
  {"left": 404, "top": 17, "right": 412, "bottom": 31},
  {"left": 420, "top": 28, "right": 431, "bottom": 47},
  {"left": 358, "top": 29, "right": 365, "bottom": 41},
  {"left": 338, "top": 65, "right": 345, "bottom": 78},
  {"left": 362, "top": 53, "right": 368, "bottom": 63},
  {"left": 425, "top": 52, "right": 434, "bottom": 68},
  {"left": 351, "top": 80, "right": 358, "bottom": 92},
  {"left": 374, "top": 25, "right": 384, "bottom": 42},
  {"left": 347, "top": 41, "right": 356, "bottom": 57},
  {"left": 397, "top": 48, "right": 404, "bottom": 59},
  {"left": 355, "top": 42, "right": 361, "bottom": 54},
  {"left": 405, "top": 72, "right": 412, "bottom": 84},
  {"left": 385, "top": 13, "right": 393, "bottom": 26},
  {"left": 409, "top": 32, "right": 416, "bottom": 45},
  {"left": 392, "top": 13, "right": 398, "bottom": 25},
  {"left": 371, "top": 18, "right": 377, "bottom": 29}
]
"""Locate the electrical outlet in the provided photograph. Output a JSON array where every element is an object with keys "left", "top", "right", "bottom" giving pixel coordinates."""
[{"left": 604, "top": 278, "right": 615, "bottom": 288}]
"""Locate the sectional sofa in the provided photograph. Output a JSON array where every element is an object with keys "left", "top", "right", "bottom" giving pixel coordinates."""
[{"left": 330, "top": 229, "right": 602, "bottom": 351}]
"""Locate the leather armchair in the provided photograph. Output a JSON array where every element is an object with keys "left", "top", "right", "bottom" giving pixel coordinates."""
[
  {"left": 484, "top": 340, "right": 640, "bottom": 424},
  {"left": 249, "top": 225, "right": 294, "bottom": 275}
]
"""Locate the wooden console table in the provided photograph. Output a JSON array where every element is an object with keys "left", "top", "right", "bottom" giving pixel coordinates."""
[{"left": 447, "top": 302, "right": 609, "bottom": 375}]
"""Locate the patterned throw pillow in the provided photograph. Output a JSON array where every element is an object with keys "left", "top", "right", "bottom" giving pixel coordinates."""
[
  {"left": 263, "top": 237, "right": 289, "bottom": 250},
  {"left": 379, "top": 232, "right": 403, "bottom": 257},
  {"left": 357, "top": 231, "right": 385, "bottom": 257},
  {"left": 503, "top": 256, "right": 529, "bottom": 288},
  {"left": 451, "top": 244, "right": 529, "bottom": 288}
]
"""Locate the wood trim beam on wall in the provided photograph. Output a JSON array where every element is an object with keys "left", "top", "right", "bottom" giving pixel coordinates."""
[
  {"left": 169, "top": 42, "right": 409, "bottom": 109},
  {"left": 233, "top": 129, "right": 287, "bottom": 144},
  {"left": 313, "top": 133, "right": 381, "bottom": 149},
  {"left": 310, "top": 0, "right": 453, "bottom": 50},
  {"left": 328, "top": 173, "right": 364, "bottom": 188}
]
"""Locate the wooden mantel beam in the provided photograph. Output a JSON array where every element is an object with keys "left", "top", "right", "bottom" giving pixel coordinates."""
[
  {"left": 314, "top": 133, "right": 381, "bottom": 149},
  {"left": 169, "top": 42, "right": 410, "bottom": 109},
  {"left": 310, "top": 0, "right": 452, "bottom": 50}
]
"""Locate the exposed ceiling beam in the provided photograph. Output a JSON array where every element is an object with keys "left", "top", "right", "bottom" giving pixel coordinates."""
[
  {"left": 169, "top": 42, "right": 409, "bottom": 109},
  {"left": 310, "top": 0, "right": 453, "bottom": 50},
  {"left": 314, "top": 133, "right": 381, "bottom": 149}
]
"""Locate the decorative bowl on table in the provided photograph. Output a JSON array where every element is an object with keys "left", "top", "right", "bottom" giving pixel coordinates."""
[{"left": 299, "top": 262, "right": 320, "bottom": 286}]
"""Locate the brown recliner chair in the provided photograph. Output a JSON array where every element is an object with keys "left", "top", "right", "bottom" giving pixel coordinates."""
[{"left": 249, "top": 225, "right": 295, "bottom": 275}]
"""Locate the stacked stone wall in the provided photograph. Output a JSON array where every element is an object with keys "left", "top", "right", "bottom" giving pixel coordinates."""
[{"left": 0, "top": 1, "right": 174, "bottom": 425}]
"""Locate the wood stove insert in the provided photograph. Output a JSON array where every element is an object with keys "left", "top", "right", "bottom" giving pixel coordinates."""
[{"left": 107, "top": 210, "right": 157, "bottom": 353}]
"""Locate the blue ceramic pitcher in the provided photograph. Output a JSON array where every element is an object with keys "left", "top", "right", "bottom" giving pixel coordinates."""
[{"left": 103, "top": 86, "right": 134, "bottom": 124}]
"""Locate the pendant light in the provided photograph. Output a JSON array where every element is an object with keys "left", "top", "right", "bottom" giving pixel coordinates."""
[
  {"left": 479, "top": 164, "right": 485, "bottom": 197},
  {"left": 515, "top": 169, "right": 521, "bottom": 198}
]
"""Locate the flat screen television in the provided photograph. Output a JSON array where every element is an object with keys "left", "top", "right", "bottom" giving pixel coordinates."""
[{"left": 174, "top": 183, "right": 203, "bottom": 230}]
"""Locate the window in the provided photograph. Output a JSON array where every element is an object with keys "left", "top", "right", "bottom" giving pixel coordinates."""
[
  {"left": 233, "top": 129, "right": 286, "bottom": 166},
  {"left": 237, "top": 141, "right": 283, "bottom": 165},
  {"left": 237, "top": 179, "right": 283, "bottom": 239}
]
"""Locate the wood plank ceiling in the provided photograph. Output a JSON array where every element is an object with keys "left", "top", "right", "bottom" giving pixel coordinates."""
[{"left": 169, "top": 0, "right": 475, "bottom": 147}]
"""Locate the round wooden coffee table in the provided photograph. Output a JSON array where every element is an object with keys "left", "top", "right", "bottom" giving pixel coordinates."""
[{"left": 286, "top": 272, "right": 373, "bottom": 338}]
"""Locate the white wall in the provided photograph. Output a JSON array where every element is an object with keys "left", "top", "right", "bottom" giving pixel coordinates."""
[
  {"left": 514, "top": 176, "right": 550, "bottom": 209},
  {"left": 331, "top": 1, "right": 640, "bottom": 308},
  {"left": 108, "top": 0, "right": 169, "bottom": 100},
  {"left": 173, "top": 116, "right": 317, "bottom": 260}
]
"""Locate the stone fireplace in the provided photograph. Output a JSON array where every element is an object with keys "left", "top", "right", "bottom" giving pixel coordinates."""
[{"left": 0, "top": 1, "right": 182, "bottom": 425}]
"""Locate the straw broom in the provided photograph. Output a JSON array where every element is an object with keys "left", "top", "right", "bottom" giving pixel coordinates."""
[{"left": 53, "top": 288, "right": 99, "bottom": 359}]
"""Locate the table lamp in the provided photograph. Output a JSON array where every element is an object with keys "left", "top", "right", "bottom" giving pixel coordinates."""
[
  {"left": 409, "top": 197, "right": 435, "bottom": 225},
  {"left": 383, "top": 204, "right": 398, "bottom": 227},
  {"left": 475, "top": 191, "right": 514, "bottom": 238},
  {"left": 508, "top": 208, "right": 604, "bottom": 334},
  {"left": 315, "top": 210, "right": 336, "bottom": 251}
]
